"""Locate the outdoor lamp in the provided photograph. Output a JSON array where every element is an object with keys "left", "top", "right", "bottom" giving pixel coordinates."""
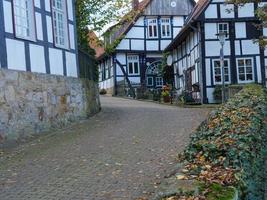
[{"left": 216, "top": 32, "right": 228, "bottom": 46}]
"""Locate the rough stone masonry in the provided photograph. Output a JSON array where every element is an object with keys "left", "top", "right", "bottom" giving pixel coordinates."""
[{"left": 0, "top": 69, "right": 101, "bottom": 146}]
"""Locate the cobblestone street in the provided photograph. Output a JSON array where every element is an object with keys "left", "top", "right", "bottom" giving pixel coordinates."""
[{"left": 0, "top": 97, "right": 209, "bottom": 200}]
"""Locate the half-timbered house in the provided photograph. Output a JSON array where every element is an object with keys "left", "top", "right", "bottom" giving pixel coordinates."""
[
  {"left": 0, "top": 0, "right": 78, "bottom": 77},
  {"left": 166, "top": 0, "right": 267, "bottom": 103},
  {"left": 98, "top": 0, "right": 195, "bottom": 96}
]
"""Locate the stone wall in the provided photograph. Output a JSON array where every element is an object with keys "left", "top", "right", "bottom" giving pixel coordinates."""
[{"left": 0, "top": 69, "right": 101, "bottom": 145}]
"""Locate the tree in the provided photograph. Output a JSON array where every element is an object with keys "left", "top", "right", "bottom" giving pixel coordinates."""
[{"left": 75, "top": 0, "right": 131, "bottom": 54}]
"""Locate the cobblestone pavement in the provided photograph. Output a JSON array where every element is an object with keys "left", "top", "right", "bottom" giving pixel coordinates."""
[{"left": 0, "top": 97, "right": 210, "bottom": 200}]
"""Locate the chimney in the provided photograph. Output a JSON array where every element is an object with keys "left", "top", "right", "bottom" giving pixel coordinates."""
[{"left": 132, "top": 0, "right": 139, "bottom": 10}]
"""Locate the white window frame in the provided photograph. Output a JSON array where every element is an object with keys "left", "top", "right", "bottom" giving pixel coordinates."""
[
  {"left": 127, "top": 55, "right": 140, "bottom": 75},
  {"left": 156, "top": 77, "right": 163, "bottom": 87},
  {"left": 161, "top": 18, "right": 171, "bottom": 38},
  {"left": 146, "top": 77, "right": 154, "bottom": 86},
  {"left": 147, "top": 18, "right": 158, "bottom": 38},
  {"left": 51, "top": 0, "right": 69, "bottom": 49},
  {"left": 236, "top": 58, "right": 254, "bottom": 83},
  {"left": 13, "top": 0, "right": 36, "bottom": 41},
  {"left": 218, "top": 23, "right": 229, "bottom": 38},
  {"left": 213, "top": 59, "right": 231, "bottom": 85}
]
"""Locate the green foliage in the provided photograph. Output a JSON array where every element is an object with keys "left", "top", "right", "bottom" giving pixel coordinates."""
[
  {"left": 182, "top": 84, "right": 267, "bottom": 199},
  {"left": 206, "top": 184, "right": 236, "bottom": 200}
]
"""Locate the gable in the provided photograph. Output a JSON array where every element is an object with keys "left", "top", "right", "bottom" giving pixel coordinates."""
[{"left": 144, "top": 0, "right": 195, "bottom": 16}]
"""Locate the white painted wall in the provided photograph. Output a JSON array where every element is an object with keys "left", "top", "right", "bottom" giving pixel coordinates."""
[
  {"left": 204, "top": 23, "right": 217, "bottom": 39},
  {"left": 129, "top": 77, "right": 141, "bottom": 84},
  {"left": 207, "top": 88, "right": 216, "bottom": 103},
  {"left": 131, "top": 40, "right": 144, "bottom": 50},
  {"left": 30, "top": 44, "right": 46, "bottom": 73},
  {"left": 116, "top": 53, "right": 126, "bottom": 65},
  {"left": 220, "top": 4, "right": 234, "bottom": 18},
  {"left": 205, "top": 58, "right": 211, "bottom": 86},
  {"left": 46, "top": 16, "right": 54, "bottom": 43},
  {"left": 205, "top": 4, "right": 218, "bottom": 19},
  {"left": 235, "top": 41, "right": 241, "bottom": 55},
  {"left": 117, "top": 39, "right": 130, "bottom": 50},
  {"left": 69, "top": 24, "right": 75, "bottom": 49},
  {"left": 3, "top": 1, "right": 13, "bottom": 33},
  {"left": 45, "top": 0, "right": 51, "bottom": 12},
  {"left": 126, "top": 27, "right": 144, "bottom": 38},
  {"left": 238, "top": 3, "right": 255, "bottom": 18},
  {"left": 146, "top": 41, "right": 159, "bottom": 51},
  {"left": 205, "top": 41, "right": 231, "bottom": 56},
  {"left": 161, "top": 40, "right": 171, "bottom": 50},
  {"left": 6, "top": 39, "right": 26, "bottom": 71},
  {"left": 173, "top": 16, "right": 184, "bottom": 26},
  {"left": 134, "top": 17, "right": 144, "bottom": 26},
  {"left": 49, "top": 48, "right": 64, "bottom": 76},
  {"left": 66, "top": 52, "right": 77, "bottom": 77},
  {"left": 241, "top": 40, "right": 259, "bottom": 55},
  {"left": 35, "top": 12, "right": 44, "bottom": 41},
  {"left": 67, "top": 0, "right": 74, "bottom": 21},
  {"left": 173, "top": 27, "right": 182, "bottom": 37},
  {"left": 34, "top": 0, "right": 41, "bottom": 8},
  {"left": 235, "top": 22, "right": 246, "bottom": 38}
]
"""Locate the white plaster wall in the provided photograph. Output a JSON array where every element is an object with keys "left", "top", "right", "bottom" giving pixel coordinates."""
[
  {"left": 204, "top": 23, "right": 217, "bottom": 39},
  {"left": 46, "top": 16, "right": 54, "bottom": 43},
  {"left": 173, "top": 16, "right": 184, "bottom": 26},
  {"left": 263, "top": 28, "right": 267, "bottom": 36},
  {"left": 69, "top": 24, "right": 75, "bottom": 50},
  {"left": 117, "top": 39, "right": 130, "bottom": 50},
  {"left": 67, "top": 0, "right": 74, "bottom": 21},
  {"left": 131, "top": 40, "right": 144, "bottom": 51},
  {"left": 205, "top": 41, "right": 231, "bottom": 57},
  {"left": 66, "top": 52, "right": 77, "bottom": 77},
  {"left": 49, "top": 48, "right": 63, "bottom": 76},
  {"left": 173, "top": 27, "right": 182, "bottom": 37},
  {"left": 6, "top": 39, "right": 26, "bottom": 71},
  {"left": 116, "top": 53, "right": 126, "bottom": 65},
  {"left": 241, "top": 40, "right": 259, "bottom": 55},
  {"left": 238, "top": 3, "right": 255, "bottom": 18},
  {"left": 146, "top": 41, "right": 159, "bottom": 51},
  {"left": 205, "top": 4, "right": 218, "bottom": 19},
  {"left": 34, "top": 0, "right": 41, "bottom": 8},
  {"left": 30, "top": 44, "right": 46, "bottom": 73},
  {"left": 207, "top": 88, "right": 216, "bottom": 103},
  {"left": 205, "top": 58, "right": 211, "bottom": 86},
  {"left": 126, "top": 27, "right": 144, "bottom": 38},
  {"left": 220, "top": 4, "right": 234, "bottom": 18},
  {"left": 45, "top": 0, "right": 51, "bottom": 12},
  {"left": 161, "top": 40, "right": 171, "bottom": 51},
  {"left": 35, "top": 12, "right": 44, "bottom": 41},
  {"left": 3, "top": 1, "right": 13, "bottom": 33},
  {"left": 129, "top": 77, "right": 141, "bottom": 84},
  {"left": 235, "top": 22, "right": 246, "bottom": 38},
  {"left": 135, "top": 17, "right": 144, "bottom": 26},
  {"left": 235, "top": 41, "right": 241, "bottom": 55},
  {"left": 256, "top": 56, "right": 262, "bottom": 83}
]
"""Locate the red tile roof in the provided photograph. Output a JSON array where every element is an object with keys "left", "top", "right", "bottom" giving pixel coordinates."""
[{"left": 88, "top": 31, "right": 105, "bottom": 58}]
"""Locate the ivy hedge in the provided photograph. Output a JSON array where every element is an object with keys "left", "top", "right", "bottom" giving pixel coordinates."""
[{"left": 179, "top": 84, "right": 267, "bottom": 199}]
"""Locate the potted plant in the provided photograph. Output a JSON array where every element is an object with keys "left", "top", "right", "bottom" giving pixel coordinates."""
[{"left": 162, "top": 85, "right": 170, "bottom": 103}]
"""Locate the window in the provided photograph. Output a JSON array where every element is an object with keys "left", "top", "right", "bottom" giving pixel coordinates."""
[
  {"left": 213, "top": 59, "right": 230, "bottom": 84},
  {"left": 161, "top": 18, "right": 171, "bottom": 38},
  {"left": 128, "top": 55, "right": 139, "bottom": 75},
  {"left": 237, "top": 58, "right": 254, "bottom": 83},
  {"left": 218, "top": 23, "right": 229, "bottom": 38},
  {"left": 52, "top": 0, "right": 69, "bottom": 48},
  {"left": 147, "top": 77, "right": 153, "bottom": 86},
  {"left": 147, "top": 18, "right": 158, "bottom": 38},
  {"left": 156, "top": 77, "right": 163, "bottom": 87},
  {"left": 13, "top": 0, "right": 36, "bottom": 40}
]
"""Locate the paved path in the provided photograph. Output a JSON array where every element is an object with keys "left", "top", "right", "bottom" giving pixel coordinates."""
[{"left": 0, "top": 97, "right": 209, "bottom": 200}]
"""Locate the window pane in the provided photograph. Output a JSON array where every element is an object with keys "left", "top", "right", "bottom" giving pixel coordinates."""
[
  {"left": 154, "top": 25, "right": 157, "bottom": 37},
  {"left": 247, "top": 74, "right": 253, "bottom": 80},
  {"left": 246, "top": 59, "right": 252, "bottom": 66},
  {"left": 239, "top": 67, "right": 245, "bottom": 74},
  {"left": 134, "top": 62, "right": 139, "bottom": 74},
  {"left": 239, "top": 74, "right": 245, "bottom": 81},
  {"left": 238, "top": 60, "right": 244, "bottom": 66},
  {"left": 129, "top": 63, "right": 133, "bottom": 74},
  {"left": 215, "top": 75, "right": 221, "bottom": 82},
  {"left": 246, "top": 67, "right": 252, "bottom": 73},
  {"left": 149, "top": 26, "right": 153, "bottom": 37}
]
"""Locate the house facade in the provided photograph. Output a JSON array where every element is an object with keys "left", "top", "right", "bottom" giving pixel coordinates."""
[
  {"left": 98, "top": 0, "right": 195, "bottom": 95},
  {"left": 0, "top": 0, "right": 78, "bottom": 77},
  {"left": 166, "top": 0, "right": 267, "bottom": 103}
]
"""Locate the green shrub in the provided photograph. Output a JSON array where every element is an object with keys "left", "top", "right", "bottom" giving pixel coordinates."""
[
  {"left": 99, "top": 88, "right": 107, "bottom": 95},
  {"left": 181, "top": 84, "right": 267, "bottom": 199}
]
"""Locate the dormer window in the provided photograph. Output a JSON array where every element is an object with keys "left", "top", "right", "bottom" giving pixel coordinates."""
[
  {"left": 161, "top": 18, "right": 171, "bottom": 38},
  {"left": 147, "top": 18, "right": 158, "bottom": 38},
  {"left": 13, "top": 0, "right": 36, "bottom": 41}
]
